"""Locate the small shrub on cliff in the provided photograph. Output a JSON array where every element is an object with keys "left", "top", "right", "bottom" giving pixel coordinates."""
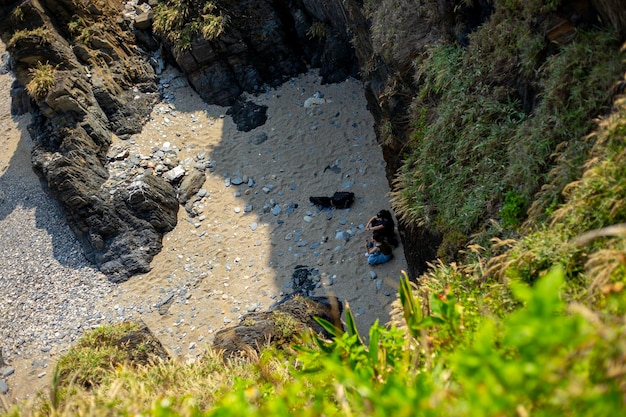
[
  {"left": 306, "top": 22, "right": 327, "bottom": 40},
  {"left": 53, "top": 321, "right": 167, "bottom": 392},
  {"left": 11, "top": 6, "right": 24, "bottom": 22},
  {"left": 67, "top": 16, "right": 97, "bottom": 44},
  {"left": 153, "top": 0, "right": 228, "bottom": 51},
  {"left": 26, "top": 61, "right": 56, "bottom": 98}
]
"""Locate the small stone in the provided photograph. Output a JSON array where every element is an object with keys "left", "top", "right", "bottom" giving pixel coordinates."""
[
  {"left": 370, "top": 271, "right": 377, "bottom": 280},
  {"left": 163, "top": 166, "right": 185, "bottom": 182},
  {"left": 1, "top": 367, "right": 15, "bottom": 378}
]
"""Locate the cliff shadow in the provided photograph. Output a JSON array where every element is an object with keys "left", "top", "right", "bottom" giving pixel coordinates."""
[{"left": 0, "top": 113, "right": 91, "bottom": 271}]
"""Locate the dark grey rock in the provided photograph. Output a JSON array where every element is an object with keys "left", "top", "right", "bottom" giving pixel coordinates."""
[
  {"left": 177, "top": 169, "right": 206, "bottom": 205},
  {"left": 226, "top": 99, "right": 268, "bottom": 132},
  {"left": 0, "top": 379, "right": 8, "bottom": 395},
  {"left": 248, "top": 132, "right": 268, "bottom": 145},
  {"left": 134, "top": 11, "right": 154, "bottom": 30}
]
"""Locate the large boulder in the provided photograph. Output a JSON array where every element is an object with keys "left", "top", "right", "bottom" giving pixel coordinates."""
[{"left": 212, "top": 295, "right": 343, "bottom": 360}]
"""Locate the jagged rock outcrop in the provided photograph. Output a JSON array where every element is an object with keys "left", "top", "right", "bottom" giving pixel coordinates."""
[
  {"left": 212, "top": 295, "right": 343, "bottom": 359},
  {"left": 1, "top": 0, "right": 176, "bottom": 281},
  {"left": 152, "top": 0, "right": 359, "bottom": 107}
]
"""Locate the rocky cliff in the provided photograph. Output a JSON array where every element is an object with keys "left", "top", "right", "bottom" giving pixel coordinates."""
[{"left": 0, "top": 0, "right": 359, "bottom": 281}]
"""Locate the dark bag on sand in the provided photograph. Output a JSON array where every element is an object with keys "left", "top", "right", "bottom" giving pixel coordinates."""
[
  {"left": 331, "top": 191, "right": 354, "bottom": 209},
  {"left": 309, "top": 192, "right": 355, "bottom": 209},
  {"left": 309, "top": 196, "right": 332, "bottom": 208}
]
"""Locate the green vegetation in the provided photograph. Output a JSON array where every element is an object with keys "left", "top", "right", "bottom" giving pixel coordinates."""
[
  {"left": 500, "top": 190, "right": 527, "bottom": 228},
  {"left": 4, "top": 263, "right": 625, "bottom": 416},
  {"left": 306, "top": 22, "right": 327, "bottom": 41},
  {"left": 272, "top": 311, "right": 301, "bottom": 338},
  {"left": 8, "top": 27, "right": 51, "bottom": 48},
  {"left": 25, "top": 61, "right": 56, "bottom": 98},
  {"left": 152, "top": 0, "right": 229, "bottom": 51},
  {"left": 66, "top": 16, "right": 105, "bottom": 45},
  {"left": 3, "top": 0, "right": 626, "bottom": 415},
  {"left": 391, "top": 0, "right": 625, "bottom": 256}
]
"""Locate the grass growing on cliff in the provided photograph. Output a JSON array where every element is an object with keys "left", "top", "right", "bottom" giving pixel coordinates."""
[
  {"left": 391, "top": 3, "right": 625, "bottom": 257},
  {"left": 153, "top": 0, "right": 229, "bottom": 51},
  {"left": 8, "top": 27, "right": 51, "bottom": 48},
  {"left": 491, "top": 96, "right": 626, "bottom": 298},
  {"left": 67, "top": 16, "right": 106, "bottom": 45},
  {"left": 25, "top": 61, "right": 56, "bottom": 98}
]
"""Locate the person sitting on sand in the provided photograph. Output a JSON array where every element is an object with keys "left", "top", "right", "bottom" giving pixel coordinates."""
[
  {"left": 365, "top": 209, "right": 398, "bottom": 247},
  {"left": 365, "top": 230, "right": 393, "bottom": 265}
]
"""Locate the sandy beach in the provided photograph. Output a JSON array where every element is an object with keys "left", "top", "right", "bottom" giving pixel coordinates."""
[{"left": 0, "top": 37, "right": 406, "bottom": 406}]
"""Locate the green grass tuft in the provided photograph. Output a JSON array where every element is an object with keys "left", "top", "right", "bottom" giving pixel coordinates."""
[
  {"left": 26, "top": 61, "right": 56, "bottom": 98},
  {"left": 153, "top": 0, "right": 228, "bottom": 52}
]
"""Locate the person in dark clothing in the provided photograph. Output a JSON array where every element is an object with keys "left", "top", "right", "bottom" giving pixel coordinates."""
[
  {"left": 365, "top": 230, "right": 393, "bottom": 265},
  {"left": 365, "top": 209, "right": 398, "bottom": 247}
]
